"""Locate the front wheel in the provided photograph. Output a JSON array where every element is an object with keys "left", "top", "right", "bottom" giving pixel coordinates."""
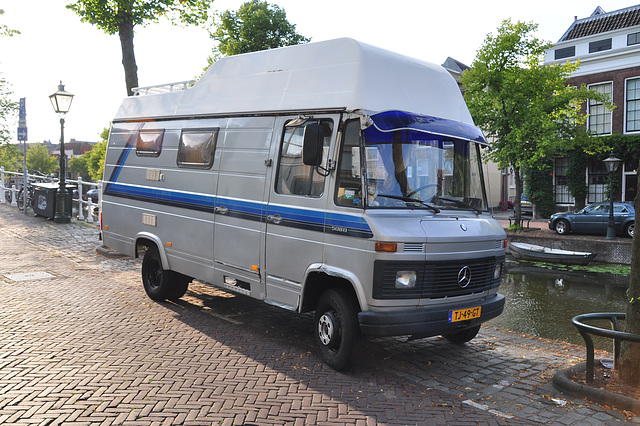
[
  {"left": 626, "top": 222, "right": 634, "bottom": 238},
  {"left": 314, "top": 288, "right": 360, "bottom": 371},
  {"left": 554, "top": 219, "right": 570, "bottom": 235},
  {"left": 443, "top": 325, "right": 481, "bottom": 344}
]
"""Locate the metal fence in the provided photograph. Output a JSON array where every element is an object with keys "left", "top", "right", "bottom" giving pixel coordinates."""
[{"left": 0, "top": 167, "right": 101, "bottom": 223}]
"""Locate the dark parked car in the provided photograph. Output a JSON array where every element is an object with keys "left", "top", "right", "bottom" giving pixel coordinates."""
[{"left": 548, "top": 202, "right": 635, "bottom": 238}]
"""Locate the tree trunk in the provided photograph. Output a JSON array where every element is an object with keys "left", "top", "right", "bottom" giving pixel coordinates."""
[
  {"left": 513, "top": 166, "right": 523, "bottom": 227},
  {"left": 118, "top": 19, "right": 138, "bottom": 97},
  {"left": 619, "top": 162, "right": 640, "bottom": 385}
]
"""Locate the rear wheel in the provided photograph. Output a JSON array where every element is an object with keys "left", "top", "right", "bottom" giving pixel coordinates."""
[
  {"left": 554, "top": 219, "right": 570, "bottom": 235},
  {"left": 314, "top": 288, "right": 360, "bottom": 371},
  {"left": 141, "top": 245, "right": 190, "bottom": 301},
  {"left": 443, "top": 325, "right": 481, "bottom": 344}
]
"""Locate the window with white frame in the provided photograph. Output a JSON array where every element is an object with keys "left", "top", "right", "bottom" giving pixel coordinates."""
[
  {"left": 588, "top": 82, "right": 612, "bottom": 135},
  {"left": 554, "top": 157, "right": 573, "bottom": 204},
  {"left": 626, "top": 77, "right": 640, "bottom": 132}
]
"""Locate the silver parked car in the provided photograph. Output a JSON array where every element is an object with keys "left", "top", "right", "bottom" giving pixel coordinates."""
[{"left": 548, "top": 202, "right": 635, "bottom": 238}]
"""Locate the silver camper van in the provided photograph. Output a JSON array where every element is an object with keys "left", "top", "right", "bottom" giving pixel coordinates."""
[{"left": 102, "top": 38, "right": 506, "bottom": 370}]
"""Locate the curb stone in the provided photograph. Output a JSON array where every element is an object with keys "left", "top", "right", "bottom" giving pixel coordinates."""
[{"left": 554, "top": 360, "right": 640, "bottom": 415}]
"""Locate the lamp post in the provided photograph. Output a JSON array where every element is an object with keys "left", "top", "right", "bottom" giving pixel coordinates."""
[
  {"left": 49, "top": 82, "right": 74, "bottom": 224},
  {"left": 603, "top": 151, "right": 622, "bottom": 240}
]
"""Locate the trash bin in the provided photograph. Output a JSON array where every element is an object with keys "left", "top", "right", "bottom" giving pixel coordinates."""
[{"left": 32, "top": 182, "right": 74, "bottom": 220}]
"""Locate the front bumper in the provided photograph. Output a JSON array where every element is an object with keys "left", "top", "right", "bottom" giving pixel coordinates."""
[{"left": 358, "top": 293, "right": 505, "bottom": 337}]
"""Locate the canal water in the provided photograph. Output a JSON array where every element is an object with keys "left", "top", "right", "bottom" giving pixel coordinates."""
[{"left": 487, "top": 259, "right": 629, "bottom": 351}]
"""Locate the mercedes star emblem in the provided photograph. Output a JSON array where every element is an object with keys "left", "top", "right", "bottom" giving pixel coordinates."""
[{"left": 458, "top": 266, "right": 472, "bottom": 288}]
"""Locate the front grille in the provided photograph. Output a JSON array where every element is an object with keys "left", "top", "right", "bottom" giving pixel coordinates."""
[{"left": 373, "top": 257, "right": 504, "bottom": 300}]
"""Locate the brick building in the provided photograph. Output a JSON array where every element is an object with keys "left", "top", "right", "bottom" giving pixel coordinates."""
[{"left": 545, "top": 4, "right": 640, "bottom": 208}]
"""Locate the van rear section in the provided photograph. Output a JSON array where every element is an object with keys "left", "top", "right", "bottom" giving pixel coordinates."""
[{"left": 101, "top": 38, "right": 506, "bottom": 370}]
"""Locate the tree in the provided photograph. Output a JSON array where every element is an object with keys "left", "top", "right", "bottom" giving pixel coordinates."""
[
  {"left": 461, "top": 20, "right": 610, "bottom": 225},
  {"left": 207, "top": 0, "right": 309, "bottom": 66},
  {"left": 69, "top": 155, "right": 90, "bottom": 180},
  {"left": 0, "top": 10, "right": 19, "bottom": 145},
  {"left": 0, "top": 143, "right": 21, "bottom": 172},
  {"left": 27, "top": 144, "right": 57, "bottom": 175},
  {"left": 67, "top": 0, "right": 212, "bottom": 96},
  {"left": 624, "top": 180, "right": 640, "bottom": 385}
]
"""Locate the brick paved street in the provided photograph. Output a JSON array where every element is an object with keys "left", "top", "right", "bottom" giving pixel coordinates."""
[{"left": 0, "top": 204, "right": 635, "bottom": 425}]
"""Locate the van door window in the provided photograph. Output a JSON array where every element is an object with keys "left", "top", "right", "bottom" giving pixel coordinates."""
[
  {"left": 276, "top": 119, "right": 333, "bottom": 197},
  {"left": 335, "top": 120, "right": 363, "bottom": 207}
]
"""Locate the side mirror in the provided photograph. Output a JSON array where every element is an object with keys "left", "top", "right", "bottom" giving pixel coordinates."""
[{"left": 303, "top": 123, "right": 322, "bottom": 166}]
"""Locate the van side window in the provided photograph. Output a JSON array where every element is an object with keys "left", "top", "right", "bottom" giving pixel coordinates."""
[
  {"left": 177, "top": 129, "right": 218, "bottom": 168},
  {"left": 136, "top": 129, "right": 164, "bottom": 157},
  {"left": 276, "top": 119, "right": 333, "bottom": 197},
  {"left": 335, "top": 120, "right": 363, "bottom": 207}
]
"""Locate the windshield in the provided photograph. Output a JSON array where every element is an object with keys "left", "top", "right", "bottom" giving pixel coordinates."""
[{"left": 362, "top": 121, "right": 487, "bottom": 212}]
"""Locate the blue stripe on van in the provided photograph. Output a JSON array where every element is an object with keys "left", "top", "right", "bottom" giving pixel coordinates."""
[
  {"left": 104, "top": 133, "right": 371, "bottom": 237},
  {"left": 105, "top": 182, "right": 372, "bottom": 238}
]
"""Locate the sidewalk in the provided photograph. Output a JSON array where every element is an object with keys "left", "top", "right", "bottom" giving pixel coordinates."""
[{"left": 0, "top": 204, "right": 636, "bottom": 424}]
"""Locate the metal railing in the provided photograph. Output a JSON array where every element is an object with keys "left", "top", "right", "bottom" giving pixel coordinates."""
[
  {"left": 0, "top": 166, "right": 101, "bottom": 223},
  {"left": 572, "top": 312, "right": 640, "bottom": 382},
  {"left": 132, "top": 80, "right": 195, "bottom": 96}
]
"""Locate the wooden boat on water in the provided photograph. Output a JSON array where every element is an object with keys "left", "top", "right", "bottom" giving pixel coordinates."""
[{"left": 508, "top": 242, "right": 597, "bottom": 265}]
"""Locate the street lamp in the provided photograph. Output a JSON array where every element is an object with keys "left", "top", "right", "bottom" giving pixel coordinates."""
[
  {"left": 603, "top": 151, "right": 622, "bottom": 240},
  {"left": 49, "top": 81, "right": 74, "bottom": 224}
]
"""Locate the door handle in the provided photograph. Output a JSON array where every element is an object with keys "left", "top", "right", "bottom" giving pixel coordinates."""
[
  {"left": 267, "top": 214, "right": 282, "bottom": 224},
  {"left": 215, "top": 206, "right": 229, "bottom": 215}
]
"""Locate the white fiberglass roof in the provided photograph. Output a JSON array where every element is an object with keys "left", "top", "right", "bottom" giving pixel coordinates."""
[{"left": 114, "top": 38, "right": 474, "bottom": 125}]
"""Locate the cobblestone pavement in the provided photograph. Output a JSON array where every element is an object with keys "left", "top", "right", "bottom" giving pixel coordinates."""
[{"left": 0, "top": 204, "right": 635, "bottom": 425}]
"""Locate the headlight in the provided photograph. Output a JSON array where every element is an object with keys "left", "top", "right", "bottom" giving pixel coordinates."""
[
  {"left": 395, "top": 271, "right": 417, "bottom": 289},
  {"left": 494, "top": 263, "right": 503, "bottom": 280}
]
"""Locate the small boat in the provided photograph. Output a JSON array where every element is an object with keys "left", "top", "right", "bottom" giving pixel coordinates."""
[{"left": 508, "top": 242, "right": 597, "bottom": 265}]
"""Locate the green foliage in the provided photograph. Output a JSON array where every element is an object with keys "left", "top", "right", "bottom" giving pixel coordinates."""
[
  {"left": 72, "top": 127, "right": 109, "bottom": 182},
  {"left": 66, "top": 0, "right": 211, "bottom": 36},
  {"left": 86, "top": 140, "right": 107, "bottom": 181},
  {"left": 0, "top": 9, "right": 20, "bottom": 37},
  {"left": 524, "top": 161, "right": 554, "bottom": 218},
  {"left": 0, "top": 74, "right": 17, "bottom": 145},
  {"left": 0, "top": 143, "right": 21, "bottom": 172},
  {"left": 462, "top": 20, "right": 611, "bottom": 221},
  {"left": 27, "top": 144, "right": 57, "bottom": 175},
  {"left": 67, "top": 0, "right": 212, "bottom": 95},
  {"left": 69, "top": 155, "right": 90, "bottom": 180},
  {"left": 207, "top": 0, "right": 309, "bottom": 67}
]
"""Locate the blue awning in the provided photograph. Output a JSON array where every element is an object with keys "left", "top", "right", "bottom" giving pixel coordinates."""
[{"left": 369, "top": 110, "right": 488, "bottom": 144}]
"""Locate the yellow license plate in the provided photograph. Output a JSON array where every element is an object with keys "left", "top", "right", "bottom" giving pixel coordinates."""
[{"left": 449, "top": 306, "right": 481, "bottom": 322}]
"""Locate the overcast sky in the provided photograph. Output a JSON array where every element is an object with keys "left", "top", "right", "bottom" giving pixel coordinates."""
[{"left": 0, "top": 0, "right": 636, "bottom": 144}]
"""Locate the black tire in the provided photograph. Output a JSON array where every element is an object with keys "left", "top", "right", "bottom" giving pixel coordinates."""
[
  {"left": 314, "top": 288, "right": 360, "bottom": 371},
  {"left": 443, "top": 325, "right": 481, "bottom": 344},
  {"left": 16, "top": 188, "right": 24, "bottom": 210},
  {"left": 141, "top": 246, "right": 190, "bottom": 301},
  {"left": 554, "top": 219, "right": 570, "bottom": 235},
  {"left": 626, "top": 222, "right": 634, "bottom": 238}
]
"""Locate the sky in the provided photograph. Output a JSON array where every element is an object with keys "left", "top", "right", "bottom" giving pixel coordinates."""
[{"left": 0, "top": 0, "right": 637, "bottom": 144}]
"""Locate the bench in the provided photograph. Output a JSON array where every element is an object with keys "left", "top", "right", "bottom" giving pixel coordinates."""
[{"left": 508, "top": 216, "right": 532, "bottom": 228}]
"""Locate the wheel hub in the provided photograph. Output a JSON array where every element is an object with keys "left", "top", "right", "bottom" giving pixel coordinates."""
[{"left": 318, "top": 312, "right": 338, "bottom": 347}]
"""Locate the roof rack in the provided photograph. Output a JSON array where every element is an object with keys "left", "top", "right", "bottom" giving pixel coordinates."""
[{"left": 132, "top": 80, "right": 196, "bottom": 96}]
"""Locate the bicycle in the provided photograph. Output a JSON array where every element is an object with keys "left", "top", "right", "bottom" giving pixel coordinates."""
[{"left": 16, "top": 185, "right": 34, "bottom": 211}]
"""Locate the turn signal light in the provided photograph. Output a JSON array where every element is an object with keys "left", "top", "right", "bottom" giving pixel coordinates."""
[{"left": 375, "top": 242, "right": 397, "bottom": 252}]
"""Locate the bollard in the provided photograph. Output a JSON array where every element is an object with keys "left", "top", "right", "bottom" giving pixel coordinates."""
[
  {"left": 0, "top": 167, "right": 5, "bottom": 204},
  {"left": 10, "top": 185, "right": 17, "bottom": 207},
  {"left": 77, "top": 177, "right": 85, "bottom": 221},
  {"left": 86, "top": 197, "right": 94, "bottom": 223}
]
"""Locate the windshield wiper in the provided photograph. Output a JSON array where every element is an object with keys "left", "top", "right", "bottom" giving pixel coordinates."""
[
  {"left": 434, "top": 196, "right": 481, "bottom": 215},
  {"left": 375, "top": 194, "right": 440, "bottom": 213}
]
